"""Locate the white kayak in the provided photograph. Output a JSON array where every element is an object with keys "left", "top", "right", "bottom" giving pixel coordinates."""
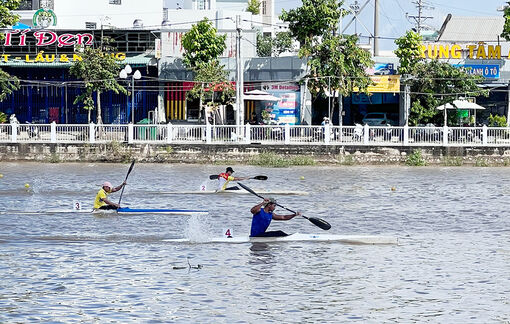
[
  {"left": 163, "top": 233, "right": 398, "bottom": 245},
  {"left": 153, "top": 189, "right": 309, "bottom": 196}
]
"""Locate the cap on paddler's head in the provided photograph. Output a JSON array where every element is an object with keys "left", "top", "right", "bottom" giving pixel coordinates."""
[
  {"left": 266, "top": 197, "right": 277, "bottom": 205},
  {"left": 226, "top": 167, "right": 234, "bottom": 173},
  {"left": 102, "top": 181, "right": 113, "bottom": 189}
]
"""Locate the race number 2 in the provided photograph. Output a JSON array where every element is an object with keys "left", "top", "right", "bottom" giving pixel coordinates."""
[{"left": 223, "top": 228, "right": 233, "bottom": 238}]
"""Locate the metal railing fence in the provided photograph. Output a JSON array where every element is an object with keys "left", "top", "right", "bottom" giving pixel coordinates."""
[{"left": 1, "top": 122, "right": 510, "bottom": 147}]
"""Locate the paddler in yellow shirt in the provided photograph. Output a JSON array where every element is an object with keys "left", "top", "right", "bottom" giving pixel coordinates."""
[{"left": 94, "top": 181, "right": 126, "bottom": 210}]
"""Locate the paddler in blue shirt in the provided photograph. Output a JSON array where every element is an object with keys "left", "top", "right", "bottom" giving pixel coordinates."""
[
  {"left": 250, "top": 197, "right": 301, "bottom": 237},
  {"left": 216, "top": 167, "right": 250, "bottom": 191},
  {"left": 93, "top": 181, "right": 126, "bottom": 210}
]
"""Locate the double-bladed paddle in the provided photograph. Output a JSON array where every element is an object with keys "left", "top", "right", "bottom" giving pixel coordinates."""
[
  {"left": 209, "top": 175, "right": 268, "bottom": 181},
  {"left": 238, "top": 182, "right": 331, "bottom": 231},
  {"left": 118, "top": 160, "right": 135, "bottom": 207}
]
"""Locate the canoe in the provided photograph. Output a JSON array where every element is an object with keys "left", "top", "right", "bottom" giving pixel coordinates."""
[
  {"left": 163, "top": 233, "right": 398, "bottom": 245},
  {"left": 93, "top": 208, "right": 208, "bottom": 215},
  {"left": 1, "top": 208, "right": 208, "bottom": 216},
  {"left": 151, "top": 189, "right": 309, "bottom": 196}
]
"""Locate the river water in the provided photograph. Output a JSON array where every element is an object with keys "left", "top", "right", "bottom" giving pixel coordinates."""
[{"left": 0, "top": 162, "right": 509, "bottom": 323}]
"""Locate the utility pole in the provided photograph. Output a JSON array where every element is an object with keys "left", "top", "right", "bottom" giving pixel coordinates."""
[
  {"left": 373, "top": 0, "right": 379, "bottom": 56},
  {"left": 407, "top": 0, "right": 434, "bottom": 34},
  {"left": 235, "top": 15, "right": 244, "bottom": 127}
]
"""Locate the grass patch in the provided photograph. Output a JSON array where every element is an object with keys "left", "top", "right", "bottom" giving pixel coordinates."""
[
  {"left": 475, "top": 158, "right": 489, "bottom": 167},
  {"left": 338, "top": 154, "right": 356, "bottom": 166},
  {"left": 443, "top": 156, "right": 463, "bottom": 166},
  {"left": 405, "top": 149, "right": 426, "bottom": 166},
  {"left": 48, "top": 153, "right": 60, "bottom": 163},
  {"left": 249, "top": 152, "right": 316, "bottom": 167}
]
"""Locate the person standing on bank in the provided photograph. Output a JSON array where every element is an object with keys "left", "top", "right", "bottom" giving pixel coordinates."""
[
  {"left": 250, "top": 197, "right": 301, "bottom": 237},
  {"left": 217, "top": 167, "right": 250, "bottom": 191},
  {"left": 93, "top": 181, "right": 126, "bottom": 210}
]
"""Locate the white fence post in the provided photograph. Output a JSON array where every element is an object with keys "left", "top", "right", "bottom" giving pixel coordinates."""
[
  {"left": 89, "top": 122, "right": 95, "bottom": 143},
  {"left": 482, "top": 125, "right": 488, "bottom": 146},
  {"left": 128, "top": 123, "right": 134, "bottom": 144},
  {"left": 167, "top": 123, "right": 173, "bottom": 144},
  {"left": 443, "top": 126, "right": 448, "bottom": 146},
  {"left": 11, "top": 123, "right": 17, "bottom": 143},
  {"left": 245, "top": 123, "right": 251, "bottom": 144},
  {"left": 363, "top": 124, "right": 369, "bottom": 145},
  {"left": 324, "top": 123, "right": 330, "bottom": 145},
  {"left": 284, "top": 124, "right": 291, "bottom": 145},
  {"left": 403, "top": 125, "right": 409, "bottom": 145},
  {"left": 206, "top": 124, "right": 212, "bottom": 144},
  {"left": 50, "top": 122, "right": 57, "bottom": 143}
]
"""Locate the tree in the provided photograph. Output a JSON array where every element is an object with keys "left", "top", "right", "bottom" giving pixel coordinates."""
[
  {"left": 280, "top": 0, "right": 373, "bottom": 106},
  {"left": 395, "top": 31, "right": 488, "bottom": 125},
  {"left": 182, "top": 18, "right": 232, "bottom": 123},
  {"left": 394, "top": 30, "right": 423, "bottom": 75},
  {"left": 256, "top": 32, "right": 294, "bottom": 57},
  {"left": 501, "top": 2, "right": 510, "bottom": 41},
  {"left": 246, "top": 0, "right": 261, "bottom": 15},
  {"left": 181, "top": 18, "right": 226, "bottom": 70},
  {"left": 69, "top": 44, "right": 127, "bottom": 124},
  {"left": 0, "top": 0, "right": 21, "bottom": 103}
]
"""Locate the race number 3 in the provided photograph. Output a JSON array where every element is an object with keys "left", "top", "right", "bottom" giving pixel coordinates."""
[
  {"left": 73, "top": 201, "right": 82, "bottom": 211},
  {"left": 223, "top": 228, "right": 233, "bottom": 238}
]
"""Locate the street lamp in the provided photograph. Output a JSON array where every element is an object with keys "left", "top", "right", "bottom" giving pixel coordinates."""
[{"left": 119, "top": 64, "right": 141, "bottom": 124}]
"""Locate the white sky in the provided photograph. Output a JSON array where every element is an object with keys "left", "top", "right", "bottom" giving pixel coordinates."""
[{"left": 164, "top": 0, "right": 508, "bottom": 50}]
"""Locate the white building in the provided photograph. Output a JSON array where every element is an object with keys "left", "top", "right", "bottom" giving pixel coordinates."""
[{"left": 15, "top": 0, "right": 165, "bottom": 30}]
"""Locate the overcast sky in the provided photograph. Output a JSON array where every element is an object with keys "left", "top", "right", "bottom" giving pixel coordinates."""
[{"left": 164, "top": 0, "right": 508, "bottom": 50}]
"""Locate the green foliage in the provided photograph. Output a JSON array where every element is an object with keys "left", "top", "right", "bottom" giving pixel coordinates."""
[
  {"left": 394, "top": 31, "right": 423, "bottom": 75},
  {"left": 182, "top": 18, "right": 227, "bottom": 70},
  {"left": 0, "top": 111, "right": 7, "bottom": 123},
  {"left": 187, "top": 60, "right": 235, "bottom": 109},
  {"left": 246, "top": 0, "right": 261, "bottom": 15},
  {"left": 249, "top": 152, "right": 316, "bottom": 167},
  {"left": 488, "top": 114, "right": 507, "bottom": 127},
  {"left": 501, "top": 3, "right": 510, "bottom": 41},
  {"left": 256, "top": 32, "right": 294, "bottom": 57},
  {"left": 0, "top": 68, "right": 19, "bottom": 102},
  {"left": 281, "top": 0, "right": 373, "bottom": 97},
  {"left": 0, "top": 0, "right": 20, "bottom": 31},
  {"left": 405, "top": 60, "right": 488, "bottom": 126},
  {"left": 475, "top": 158, "right": 489, "bottom": 167},
  {"left": 69, "top": 44, "right": 127, "bottom": 123},
  {"left": 443, "top": 156, "right": 463, "bottom": 166},
  {"left": 0, "top": 1, "right": 21, "bottom": 101},
  {"left": 405, "top": 150, "right": 426, "bottom": 166},
  {"left": 395, "top": 31, "right": 488, "bottom": 125}
]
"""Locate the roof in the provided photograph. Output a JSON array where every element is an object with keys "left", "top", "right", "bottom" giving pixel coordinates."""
[
  {"left": 437, "top": 15, "right": 505, "bottom": 42},
  {"left": 0, "top": 53, "right": 155, "bottom": 68}
]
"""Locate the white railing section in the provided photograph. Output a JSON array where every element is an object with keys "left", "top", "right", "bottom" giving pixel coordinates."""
[{"left": 3, "top": 123, "right": 510, "bottom": 147}]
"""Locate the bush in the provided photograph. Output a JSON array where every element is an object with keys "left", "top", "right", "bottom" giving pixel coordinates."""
[
  {"left": 405, "top": 149, "right": 427, "bottom": 166},
  {"left": 0, "top": 112, "right": 6, "bottom": 123},
  {"left": 488, "top": 114, "right": 507, "bottom": 127}
]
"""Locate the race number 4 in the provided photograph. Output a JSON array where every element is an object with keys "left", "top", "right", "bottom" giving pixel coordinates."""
[
  {"left": 73, "top": 201, "right": 82, "bottom": 211},
  {"left": 223, "top": 228, "right": 233, "bottom": 238}
]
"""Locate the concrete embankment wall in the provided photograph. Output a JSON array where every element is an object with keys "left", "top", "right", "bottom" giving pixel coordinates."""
[{"left": 2, "top": 143, "right": 510, "bottom": 166}]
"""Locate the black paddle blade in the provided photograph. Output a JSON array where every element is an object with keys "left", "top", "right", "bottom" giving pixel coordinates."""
[
  {"left": 209, "top": 175, "right": 219, "bottom": 180},
  {"left": 237, "top": 182, "right": 264, "bottom": 199},
  {"left": 126, "top": 160, "right": 135, "bottom": 177},
  {"left": 252, "top": 176, "right": 268, "bottom": 180},
  {"left": 307, "top": 217, "right": 331, "bottom": 231}
]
